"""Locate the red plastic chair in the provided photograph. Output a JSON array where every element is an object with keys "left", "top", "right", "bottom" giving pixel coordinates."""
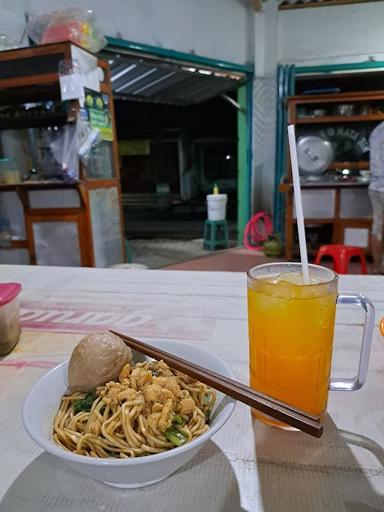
[{"left": 314, "top": 244, "right": 367, "bottom": 274}]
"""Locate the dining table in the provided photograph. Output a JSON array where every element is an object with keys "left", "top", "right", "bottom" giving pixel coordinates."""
[{"left": 0, "top": 264, "right": 383, "bottom": 512}]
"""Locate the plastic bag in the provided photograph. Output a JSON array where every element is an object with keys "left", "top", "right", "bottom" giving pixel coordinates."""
[
  {"left": 77, "top": 115, "right": 101, "bottom": 166},
  {"left": 49, "top": 115, "right": 100, "bottom": 183},
  {"left": 26, "top": 9, "right": 106, "bottom": 53},
  {"left": 49, "top": 123, "right": 79, "bottom": 183}
]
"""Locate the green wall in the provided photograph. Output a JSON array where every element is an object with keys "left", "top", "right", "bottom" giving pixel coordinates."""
[{"left": 237, "top": 85, "right": 251, "bottom": 243}]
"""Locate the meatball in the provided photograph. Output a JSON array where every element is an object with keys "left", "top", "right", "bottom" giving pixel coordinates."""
[{"left": 68, "top": 332, "right": 132, "bottom": 392}]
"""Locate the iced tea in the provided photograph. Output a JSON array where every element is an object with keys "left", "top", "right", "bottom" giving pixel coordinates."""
[{"left": 247, "top": 264, "right": 337, "bottom": 426}]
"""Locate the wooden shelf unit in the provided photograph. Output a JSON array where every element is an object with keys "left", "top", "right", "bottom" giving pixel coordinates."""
[
  {"left": 281, "top": 90, "right": 379, "bottom": 260},
  {"left": 0, "top": 43, "right": 125, "bottom": 268}
]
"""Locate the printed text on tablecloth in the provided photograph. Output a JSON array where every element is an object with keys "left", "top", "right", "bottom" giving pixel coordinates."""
[{"left": 20, "top": 300, "right": 214, "bottom": 341}]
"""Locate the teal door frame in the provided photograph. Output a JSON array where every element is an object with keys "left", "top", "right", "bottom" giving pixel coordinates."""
[
  {"left": 295, "top": 60, "right": 384, "bottom": 75},
  {"left": 105, "top": 37, "right": 254, "bottom": 240},
  {"left": 237, "top": 82, "right": 253, "bottom": 242}
]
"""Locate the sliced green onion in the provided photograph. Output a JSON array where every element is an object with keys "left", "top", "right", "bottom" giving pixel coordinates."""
[
  {"left": 205, "top": 408, "right": 213, "bottom": 423},
  {"left": 165, "top": 427, "right": 188, "bottom": 446},
  {"left": 173, "top": 415, "right": 186, "bottom": 426},
  {"left": 73, "top": 393, "right": 97, "bottom": 414},
  {"left": 203, "top": 394, "right": 210, "bottom": 406}
]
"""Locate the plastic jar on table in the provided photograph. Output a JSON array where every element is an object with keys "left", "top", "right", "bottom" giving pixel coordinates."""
[
  {"left": 0, "top": 283, "right": 22, "bottom": 356},
  {"left": 0, "top": 158, "right": 21, "bottom": 184}
]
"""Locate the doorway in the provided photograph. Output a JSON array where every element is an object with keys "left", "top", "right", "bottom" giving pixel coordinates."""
[
  {"left": 101, "top": 42, "right": 251, "bottom": 265},
  {"left": 115, "top": 96, "right": 237, "bottom": 239}
]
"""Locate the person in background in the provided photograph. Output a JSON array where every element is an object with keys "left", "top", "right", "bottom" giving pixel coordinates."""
[{"left": 368, "top": 122, "right": 384, "bottom": 274}]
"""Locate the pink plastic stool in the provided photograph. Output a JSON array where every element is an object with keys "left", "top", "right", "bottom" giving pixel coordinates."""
[{"left": 314, "top": 244, "right": 367, "bottom": 274}]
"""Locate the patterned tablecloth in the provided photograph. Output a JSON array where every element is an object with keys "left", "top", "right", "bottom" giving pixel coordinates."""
[{"left": 0, "top": 265, "right": 383, "bottom": 512}]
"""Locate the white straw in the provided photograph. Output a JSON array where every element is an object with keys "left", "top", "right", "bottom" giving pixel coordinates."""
[{"left": 287, "top": 124, "right": 310, "bottom": 284}]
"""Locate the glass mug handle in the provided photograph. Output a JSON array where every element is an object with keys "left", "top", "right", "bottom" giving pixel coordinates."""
[{"left": 330, "top": 294, "right": 375, "bottom": 392}]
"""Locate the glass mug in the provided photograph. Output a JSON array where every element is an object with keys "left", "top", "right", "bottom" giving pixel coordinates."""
[{"left": 247, "top": 262, "right": 375, "bottom": 429}]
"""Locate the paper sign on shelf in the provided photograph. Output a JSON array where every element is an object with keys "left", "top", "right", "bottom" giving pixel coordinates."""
[
  {"left": 59, "top": 72, "right": 85, "bottom": 101},
  {"left": 71, "top": 45, "right": 100, "bottom": 93},
  {"left": 83, "top": 91, "right": 113, "bottom": 141}
]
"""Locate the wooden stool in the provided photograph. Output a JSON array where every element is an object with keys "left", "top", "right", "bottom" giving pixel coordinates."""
[
  {"left": 314, "top": 244, "right": 367, "bottom": 274},
  {"left": 203, "top": 220, "right": 229, "bottom": 250}
]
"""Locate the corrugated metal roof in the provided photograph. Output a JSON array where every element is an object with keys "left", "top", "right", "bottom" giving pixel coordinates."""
[{"left": 102, "top": 51, "right": 246, "bottom": 105}]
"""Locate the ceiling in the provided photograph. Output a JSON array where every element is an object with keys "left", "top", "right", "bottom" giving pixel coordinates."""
[
  {"left": 101, "top": 50, "right": 246, "bottom": 106},
  {"left": 278, "top": 0, "right": 379, "bottom": 10}
]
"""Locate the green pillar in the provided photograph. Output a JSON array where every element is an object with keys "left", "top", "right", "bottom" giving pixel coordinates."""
[{"left": 237, "top": 84, "right": 251, "bottom": 244}]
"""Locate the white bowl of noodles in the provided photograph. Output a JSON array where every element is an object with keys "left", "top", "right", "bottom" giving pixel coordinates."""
[{"left": 22, "top": 340, "right": 236, "bottom": 488}]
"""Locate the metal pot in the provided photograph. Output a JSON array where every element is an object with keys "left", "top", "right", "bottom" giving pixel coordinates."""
[{"left": 297, "top": 135, "right": 334, "bottom": 175}]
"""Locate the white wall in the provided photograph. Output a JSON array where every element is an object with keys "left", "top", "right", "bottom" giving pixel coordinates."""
[
  {"left": 279, "top": 2, "right": 384, "bottom": 65},
  {"left": 252, "top": 76, "right": 277, "bottom": 214},
  {"left": 252, "top": 1, "right": 384, "bottom": 213},
  {"left": 0, "top": 0, "right": 26, "bottom": 43},
  {"left": 252, "top": 1, "right": 278, "bottom": 214},
  {"left": 3, "top": 1, "right": 384, "bottom": 216},
  {"left": 0, "top": 0, "right": 252, "bottom": 65},
  {"left": 251, "top": 1, "right": 384, "bottom": 214}
]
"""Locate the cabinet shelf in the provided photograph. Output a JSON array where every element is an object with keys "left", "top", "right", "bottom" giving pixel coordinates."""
[
  {"left": 328, "top": 161, "right": 369, "bottom": 170},
  {"left": 0, "top": 240, "right": 29, "bottom": 249},
  {"left": 279, "top": 181, "right": 368, "bottom": 191},
  {"left": 0, "top": 111, "right": 69, "bottom": 130},
  {"left": 0, "top": 181, "right": 77, "bottom": 192},
  {"left": 296, "top": 113, "right": 384, "bottom": 124},
  {"left": 293, "top": 219, "right": 335, "bottom": 224}
]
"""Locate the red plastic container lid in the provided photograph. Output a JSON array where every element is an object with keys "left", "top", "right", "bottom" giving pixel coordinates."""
[{"left": 0, "top": 283, "right": 21, "bottom": 306}]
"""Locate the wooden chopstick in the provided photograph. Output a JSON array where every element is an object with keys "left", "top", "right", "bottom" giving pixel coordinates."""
[{"left": 110, "top": 330, "right": 323, "bottom": 438}]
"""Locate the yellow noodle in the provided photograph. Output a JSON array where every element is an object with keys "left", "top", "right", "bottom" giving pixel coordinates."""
[
  {"left": 53, "top": 359, "right": 216, "bottom": 459},
  {"left": 140, "top": 444, "right": 167, "bottom": 454}
]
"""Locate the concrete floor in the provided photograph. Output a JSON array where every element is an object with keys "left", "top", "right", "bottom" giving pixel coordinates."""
[
  {"left": 128, "top": 238, "right": 372, "bottom": 274},
  {"left": 125, "top": 219, "right": 237, "bottom": 240},
  {"left": 164, "top": 246, "right": 280, "bottom": 271},
  {"left": 128, "top": 238, "right": 229, "bottom": 269}
]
